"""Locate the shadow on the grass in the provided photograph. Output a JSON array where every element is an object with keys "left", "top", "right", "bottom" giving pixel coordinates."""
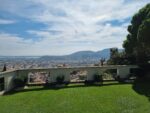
[
  {"left": 4, "top": 81, "right": 133, "bottom": 95},
  {"left": 132, "top": 78, "right": 150, "bottom": 101}
]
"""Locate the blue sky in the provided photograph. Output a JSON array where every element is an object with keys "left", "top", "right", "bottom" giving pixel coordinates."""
[{"left": 0, "top": 0, "right": 149, "bottom": 56}]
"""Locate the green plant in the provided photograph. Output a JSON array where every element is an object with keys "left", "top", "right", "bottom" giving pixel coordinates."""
[
  {"left": 93, "top": 73, "right": 103, "bottom": 82},
  {"left": 0, "top": 84, "right": 4, "bottom": 91},
  {"left": 0, "top": 77, "right": 4, "bottom": 91},
  {"left": 13, "top": 78, "right": 26, "bottom": 87},
  {"left": 115, "top": 75, "right": 127, "bottom": 83},
  {"left": 56, "top": 75, "right": 65, "bottom": 84}
]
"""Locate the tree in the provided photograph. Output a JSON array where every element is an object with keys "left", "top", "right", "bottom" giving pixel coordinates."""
[
  {"left": 110, "top": 48, "right": 118, "bottom": 59},
  {"left": 100, "top": 58, "right": 105, "bottom": 66},
  {"left": 2, "top": 64, "right": 7, "bottom": 72},
  {"left": 108, "top": 48, "right": 121, "bottom": 65},
  {"left": 108, "top": 48, "right": 119, "bottom": 65},
  {"left": 123, "top": 3, "right": 150, "bottom": 65},
  {"left": 107, "top": 48, "right": 136, "bottom": 65}
]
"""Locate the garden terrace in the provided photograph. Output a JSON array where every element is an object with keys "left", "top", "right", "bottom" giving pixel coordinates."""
[{"left": 0, "top": 65, "right": 138, "bottom": 94}]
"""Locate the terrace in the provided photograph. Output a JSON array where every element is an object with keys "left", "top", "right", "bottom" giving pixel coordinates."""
[
  {"left": 0, "top": 65, "right": 138, "bottom": 94},
  {"left": 1, "top": 65, "right": 150, "bottom": 113}
]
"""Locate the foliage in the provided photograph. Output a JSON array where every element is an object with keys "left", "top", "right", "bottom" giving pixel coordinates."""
[
  {"left": 130, "top": 68, "right": 145, "bottom": 77},
  {"left": 13, "top": 78, "right": 26, "bottom": 87},
  {"left": 0, "top": 78, "right": 4, "bottom": 91},
  {"left": 123, "top": 3, "right": 150, "bottom": 65},
  {"left": 114, "top": 76, "right": 127, "bottom": 83},
  {"left": 107, "top": 48, "right": 119, "bottom": 65},
  {"left": 0, "top": 84, "right": 4, "bottom": 91},
  {"left": 93, "top": 73, "right": 103, "bottom": 82},
  {"left": 2, "top": 64, "right": 6, "bottom": 72},
  {"left": 56, "top": 75, "right": 65, "bottom": 84},
  {"left": 107, "top": 48, "right": 135, "bottom": 65},
  {"left": 100, "top": 58, "right": 105, "bottom": 66}
]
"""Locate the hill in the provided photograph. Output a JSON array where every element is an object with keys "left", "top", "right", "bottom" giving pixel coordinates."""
[{"left": 39, "top": 48, "right": 123, "bottom": 61}]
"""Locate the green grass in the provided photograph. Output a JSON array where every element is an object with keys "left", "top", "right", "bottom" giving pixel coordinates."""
[{"left": 0, "top": 82, "right": 150, "bottom": 113}]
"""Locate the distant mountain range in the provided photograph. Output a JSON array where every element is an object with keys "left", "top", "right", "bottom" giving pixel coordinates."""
[
  {"left": 39, "top": 48, "right": 123, "bottom": 61},
  {"left": 0, "top": 48, "right": 123, "bottom": 61}
]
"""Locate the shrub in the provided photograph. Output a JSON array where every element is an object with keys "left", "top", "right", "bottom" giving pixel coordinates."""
[
  {"left": 13, "top": 77, "right": 27, "bottom": 88},
  {"left": 56, "top": 75, "right": 65, "bottom": 84},
  {"left": 130, "top": 68, "right": 144, "bottom": 78},
  {"left": 93, "top": 73, "right": 103, "bottom": 83},
  {"left": 0, "top": 84, "right": 4, "bottom": 91},
  {"left": 0, "top": 77, "right": 4, "bottom": 91},
  {"left": 115, "top": 76, "right": 127, "bottom": 83}
]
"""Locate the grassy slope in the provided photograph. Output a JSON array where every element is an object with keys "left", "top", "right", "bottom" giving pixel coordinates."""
[{"left": 0, "top": 83, "right": 150, "bottom": 113}]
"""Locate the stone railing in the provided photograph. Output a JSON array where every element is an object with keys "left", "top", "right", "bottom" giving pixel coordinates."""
[{"left": 0, "top": 65, "right": 138, "bottom": 94}]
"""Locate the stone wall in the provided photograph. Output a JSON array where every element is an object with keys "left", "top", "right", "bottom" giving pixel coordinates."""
[
  {"left": 0, "top": 65, "right": 138, "bottom": 94},
  {"left": 0, "top": 70, "right": 17, "bottom": 94}
]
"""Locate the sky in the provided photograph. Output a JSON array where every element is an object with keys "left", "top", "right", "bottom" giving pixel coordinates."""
[{"left": 0, "top": 0, "right": 149, "bottom": 56}]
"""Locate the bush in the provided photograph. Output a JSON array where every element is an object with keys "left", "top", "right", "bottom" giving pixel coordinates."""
[
  {"left": 0, "top": 84, "right": 4, "bottom": 91},
  {"left": 0, "top": 77, "right": 4, "bottom": 91},
  {"left": 130, "top": 68, "right": 144, "bottom": 78},
  {"left": 93, "top": 73, "right": 103, "bottom": 83},
  {"left": 115, "top": 76, "right": 127, "bottom": 83},
  {"left": 56, "top": 75, "right": 65, "bottom": 84},
  {"left": 14, "top": 78, "right": 27, "bottom": 87}
]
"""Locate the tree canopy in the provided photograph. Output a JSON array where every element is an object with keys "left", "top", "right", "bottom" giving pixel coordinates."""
[
  {"left": 123, "top": 3, "right": 150, "bottom": 65},
  {"left": 107, "top": 48, "right": 136, "bottom": 65}
]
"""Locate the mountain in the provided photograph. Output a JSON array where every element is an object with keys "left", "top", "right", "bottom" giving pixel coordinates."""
[{"left": 39, "top": 48, "right": 123, "bottom": 61}]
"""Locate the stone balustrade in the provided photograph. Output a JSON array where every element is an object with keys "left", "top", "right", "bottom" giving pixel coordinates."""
[{"left": 0, "top": 65, "right": 138, "bottom": 94}]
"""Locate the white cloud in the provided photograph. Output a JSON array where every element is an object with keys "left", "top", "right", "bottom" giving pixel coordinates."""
[
  {"left": 0, "top": 0, "right": 149, "bottom": 55},
  {"left": 0, "top": 19, "right": 16, "bottom": 24}
]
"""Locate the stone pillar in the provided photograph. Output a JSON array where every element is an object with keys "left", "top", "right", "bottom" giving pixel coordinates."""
[
  {"left": 87, "top": 68, "right": 102, "bottom": 81},
  {"left": 4, "top": 71, "right": 17, "bottom": 92}
]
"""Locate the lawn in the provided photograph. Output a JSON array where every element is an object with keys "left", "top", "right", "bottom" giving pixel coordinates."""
[{"left": 0, "top": 81, "right": 150, "bottom": 113}]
